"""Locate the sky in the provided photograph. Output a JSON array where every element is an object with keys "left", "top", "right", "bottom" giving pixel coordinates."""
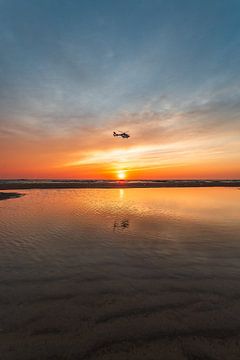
[{"left": 0, "top": 0, "right": 240, "bottom": 179}]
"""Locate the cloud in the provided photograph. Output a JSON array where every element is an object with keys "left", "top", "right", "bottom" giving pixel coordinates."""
[{"left": 0, "top": 0, "right": 240, "bottom": 178}]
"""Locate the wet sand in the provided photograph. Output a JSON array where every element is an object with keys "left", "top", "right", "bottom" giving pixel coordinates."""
[
  {"left": 0, "top": 192, "right": 24, "bottom": 201},
  {"left": 1, "top": 273, "right": 240, "bottom": 359},
  {"left": 1, "top": 188, "right": 240, "bottom": 359}
]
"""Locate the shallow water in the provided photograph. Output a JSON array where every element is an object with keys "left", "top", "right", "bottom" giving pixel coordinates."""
[{"left": 1, "top": 188, "right": 240, "bottom": 359}]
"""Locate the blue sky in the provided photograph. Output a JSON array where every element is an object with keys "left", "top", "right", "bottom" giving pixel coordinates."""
[{"left": 0, "top": 0, "right": 240, "bottom": 178}]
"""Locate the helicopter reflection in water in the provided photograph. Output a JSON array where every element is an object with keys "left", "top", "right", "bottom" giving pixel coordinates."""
[
  {"left": 113, "top": 219, "right": 129, "bottom": 232},
  {"left": 113, "top": 189, "right": 129, "bottom": 231}
]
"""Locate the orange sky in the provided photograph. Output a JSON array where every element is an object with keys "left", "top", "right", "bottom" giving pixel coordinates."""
[
  {"left": 1, "top": 112, "right": 240, "bottom": 179},
  {"left": 1, "top": 1, "right": 240, "bottom": 180}
]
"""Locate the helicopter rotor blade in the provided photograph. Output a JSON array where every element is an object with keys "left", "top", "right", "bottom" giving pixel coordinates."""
[{"left": 116, "top": 130, "right": 130, "bottom": 134}]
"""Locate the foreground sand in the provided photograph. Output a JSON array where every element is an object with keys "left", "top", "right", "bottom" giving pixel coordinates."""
[{"left": 1, "top": 273, "right": 240, "bottom": 359}]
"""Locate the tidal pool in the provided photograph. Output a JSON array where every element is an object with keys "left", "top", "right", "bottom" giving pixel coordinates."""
[{"left": 0, "top": 188, "right": 240, "bottom": 359}]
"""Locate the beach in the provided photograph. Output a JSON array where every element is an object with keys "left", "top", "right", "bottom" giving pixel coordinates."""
[
  {"left": 1, "top": 0, "right": 240, "bottom": 358},
  {"left": 1, "top": 187, "right": 240, "bottom": 359},
  {"left": 0, "top": 179, "right": 240, "bottom": 190},
  {"left": 0, "top": 192, "right": 24, "bottom": 201}
]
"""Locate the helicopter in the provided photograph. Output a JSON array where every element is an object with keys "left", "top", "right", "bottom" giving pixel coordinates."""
[{"left": 113, "top": 130, "right": 130, "bottom": 139}]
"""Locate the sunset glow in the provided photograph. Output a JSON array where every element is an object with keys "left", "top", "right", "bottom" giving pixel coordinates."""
[
  {"left": 0, "top": 1, "right": 240, "bottom": 180},
  {"left": 117, "top": 170, "right": 126, "bottom": 180}
]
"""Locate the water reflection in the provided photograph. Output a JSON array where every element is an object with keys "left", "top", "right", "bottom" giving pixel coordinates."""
[
  {"left": 1, "top": 188, "right": 240, "bottom": 358},
  {"left": 119, "top": 188, "right": 125, "bottom": 200},
  {"left": 1, "top": 187, "right": 240, "bottom": 280}
]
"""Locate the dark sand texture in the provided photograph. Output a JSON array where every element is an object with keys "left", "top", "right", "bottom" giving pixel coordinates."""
[{"left": 1, "top": 274, "right": 240, "bottom": 359}]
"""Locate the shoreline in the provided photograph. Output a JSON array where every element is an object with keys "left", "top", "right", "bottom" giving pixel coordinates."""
[
  {"left": 0, "top": 180, "right": 240, "bottom": 190},
  {"left": 0, "top": 192, "right": 24, "bottom": 200}
]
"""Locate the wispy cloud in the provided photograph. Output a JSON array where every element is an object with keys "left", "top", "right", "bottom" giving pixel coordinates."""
[{"left": 0, "top": 0, "right": 240, "bottom": 178}]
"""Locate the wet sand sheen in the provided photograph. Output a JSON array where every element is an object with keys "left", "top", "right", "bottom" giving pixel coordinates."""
[{"left": 0, "top": 188, "right": 240, "bottom": 359}]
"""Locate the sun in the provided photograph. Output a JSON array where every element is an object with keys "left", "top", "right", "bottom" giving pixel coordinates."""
[{"left": 117, "top": 170, "right": 126, "bottom": 180}]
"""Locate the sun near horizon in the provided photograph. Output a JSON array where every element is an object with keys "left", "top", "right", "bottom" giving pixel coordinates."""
[{"left": 116, "top": 170, "right": 127, "bottom": 180}]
